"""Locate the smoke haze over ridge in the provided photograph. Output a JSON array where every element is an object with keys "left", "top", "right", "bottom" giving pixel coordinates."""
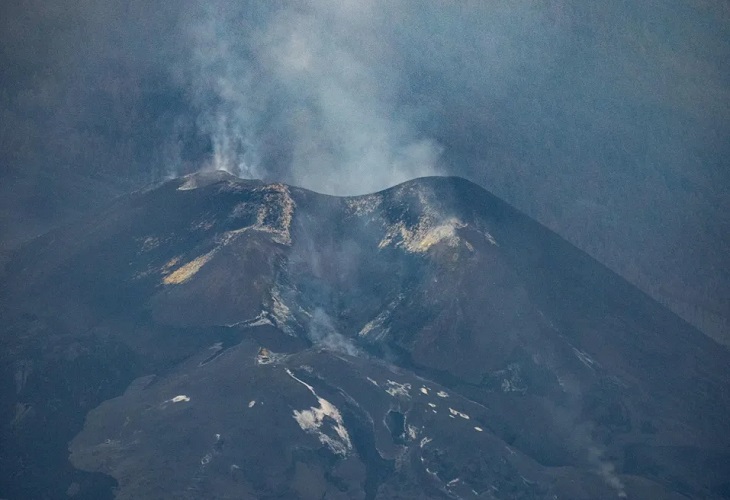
[{"left": 1, "top": 0, "right": 729, "bottom": 341}]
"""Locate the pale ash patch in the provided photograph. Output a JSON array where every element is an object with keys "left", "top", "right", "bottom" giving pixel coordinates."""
[
  {"left": 485, "top": 231, "right": 499, "bottom": 246},
  {"left": 270, "top": 286, "right": 295, "bottom": 334},
  {"left": 230, "top": 286, "right": 296, "bottom": 335},
  {"left": 189, "top": 217, "right": 215, "bottom": 232},
  {"left": 407, "top": 424, "right": 418, "bottom": 440},
  {"left": 138, "top": 255, "right": 180, "bottom": 281},
  {"left": 138, "top": 236, "right": 160, "bottom": 252},
  {"left": 256, "top": 347, "right": 287, "bottom": 365},
  {"left": 225, "top": 311, "right": 275, "bottom": 328},
  {"left": 379, "top": 216, "right": 466, "bottom": 253},
  {"left": 357, "top": 310, "right": 390, "bottom": 340},
  {"left": 449, "top": 408, "right": 470, "bottom": 420},
  {"left": 246, "top": 314, "right": 274, "bottom": 328},
  {"left": 425, "top": 467, "right": 440, "bottom": 479},
  {"left": 227, "top": 183, "right": 295, "bottom": 246},
  {"left": 346, "top": 194, "right": 383, "bottom": 216},
  {"left": 285, "top": 369, "right": 352, "bottom": 456},
  {"left": 385, "top": 380, "right": 412, "bottom": 398},
  {"left": 161, "top": 256, "right": 181, "bottom": 271},
  {"left": 162, "top": 184, "right": 295, "bottom": 286},
  {"left": 358, "top": 296, "right": 401, "bottom": 339},
  {"left": 162, "top": 221, "right": 276, "bottom": 289},
  {"left": 162, "top": 250, "right": 216, "bottom": 285}
]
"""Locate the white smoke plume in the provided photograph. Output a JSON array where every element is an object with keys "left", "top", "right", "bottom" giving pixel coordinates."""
[
  {"left": 587, "top": 445, "right": 627, "bottom": 498},
  {"left": 308, "top": 308, "right": 360, "bottom": 357},
  {"left": 179, "top": 0, "right": 445, "bottom": 195}
]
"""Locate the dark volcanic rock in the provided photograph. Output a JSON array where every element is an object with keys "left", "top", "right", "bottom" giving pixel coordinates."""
[{"left": 1, "top": 171, "right": 728, "bottom": 499}]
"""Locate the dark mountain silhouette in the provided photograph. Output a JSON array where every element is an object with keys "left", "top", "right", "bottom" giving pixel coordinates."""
[{"left": 1, "top": 171, "right": 728, "bottom": 499}]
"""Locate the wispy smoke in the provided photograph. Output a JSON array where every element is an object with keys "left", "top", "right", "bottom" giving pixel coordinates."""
[
  {"left": 546, "top": 382, "right": 628, "bottom": 498},
  {"left": 179, "top": 0, "right": 443, "bottom": 195},
  {"left": 173, "top": 1, "right": 573, "bottom": 196},
  {"left": 587, "top": 445, "right": 627, "bottom": 498},
  {"left": 308, "top": 308, "right": 360, "bottom": 357},
  {"left": 183, "top": 3, "right": 264, "bottom": 180}
]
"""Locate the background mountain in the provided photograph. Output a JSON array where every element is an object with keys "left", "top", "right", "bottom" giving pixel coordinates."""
[{"left": 1, "top": 172, "right": 728, "bottom": 498}]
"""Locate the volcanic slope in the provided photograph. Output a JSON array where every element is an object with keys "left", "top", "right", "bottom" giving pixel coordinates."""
[{"left": 1, "top": 170, "right": 728, "bottom": 499}]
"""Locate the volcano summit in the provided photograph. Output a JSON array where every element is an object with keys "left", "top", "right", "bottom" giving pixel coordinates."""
[{"left": 1, "top": 171, "right": 728, "bottom": 499}]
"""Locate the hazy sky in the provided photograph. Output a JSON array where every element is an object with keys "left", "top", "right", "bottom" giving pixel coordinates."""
[{"left": 1, "top": 1, "right": 728, "bottom": 337}]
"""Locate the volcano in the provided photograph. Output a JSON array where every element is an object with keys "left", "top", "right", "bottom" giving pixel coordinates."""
[{"left": 1, "top": 171, "right": 728, "bottom": 499}]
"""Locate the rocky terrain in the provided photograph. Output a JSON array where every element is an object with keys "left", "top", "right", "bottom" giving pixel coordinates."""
[{"left": 1, "top": 171, "right": 728, "bottom": 498}]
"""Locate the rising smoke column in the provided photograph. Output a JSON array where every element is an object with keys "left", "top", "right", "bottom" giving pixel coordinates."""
[{"left": 179, "top": 0, "right": 442, "bottom": 195}]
